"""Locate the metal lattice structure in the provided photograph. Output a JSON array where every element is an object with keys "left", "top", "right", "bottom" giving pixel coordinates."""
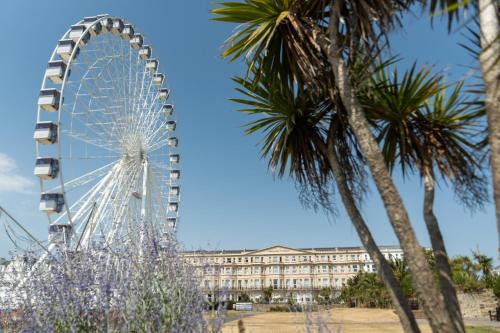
[{"left": 34, "top": 14, "right": 180, "bottom": 250}]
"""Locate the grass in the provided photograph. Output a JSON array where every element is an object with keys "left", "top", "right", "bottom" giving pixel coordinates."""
[{"left": 467, "top": 327, "right": 500, "bottom": 333}]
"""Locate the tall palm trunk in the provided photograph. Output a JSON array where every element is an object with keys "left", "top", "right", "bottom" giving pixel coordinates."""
[
  {"left": 316, "top": 137, "right": 421, "bottom": 333},
  {"left": 308, "top": 12, "right": 461, "bottom": 332},
  {"left": 423, "top": 174, "right": 465, "bottom": 332},
  {"left": 478, "top": 0, "right": 500, "bottom": 250}
]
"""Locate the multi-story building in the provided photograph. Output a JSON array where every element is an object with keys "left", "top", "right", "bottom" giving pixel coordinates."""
[{"left": 181, "top": 245, "right": 404, "bottom": 304}]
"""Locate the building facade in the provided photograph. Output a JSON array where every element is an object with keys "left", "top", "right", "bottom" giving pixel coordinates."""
[{"left": 181, "top": 245, "right": 404, "bottom": 304}]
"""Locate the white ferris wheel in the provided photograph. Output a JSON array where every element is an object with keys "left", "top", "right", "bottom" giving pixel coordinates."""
[{"left": 33, "top": 14, "right": 180, "bottom": 251}]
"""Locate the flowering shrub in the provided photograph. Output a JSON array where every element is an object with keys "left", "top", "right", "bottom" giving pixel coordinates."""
[{"left": 1, "top": 234, "right": 223, "bottom": 333}]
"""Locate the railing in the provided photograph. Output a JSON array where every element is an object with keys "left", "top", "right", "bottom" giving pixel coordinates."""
[{"left": 201, "top": 286, "right": 342, "bottom": 292}]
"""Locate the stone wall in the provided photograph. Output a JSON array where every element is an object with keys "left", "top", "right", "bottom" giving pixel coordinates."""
[{"left": 458, "top": 290, "right": 499, "bottom": 319}]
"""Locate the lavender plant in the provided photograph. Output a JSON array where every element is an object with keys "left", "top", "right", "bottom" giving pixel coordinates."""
[{"left": 1, "top": 232, "right": 217, "bottom": 333}]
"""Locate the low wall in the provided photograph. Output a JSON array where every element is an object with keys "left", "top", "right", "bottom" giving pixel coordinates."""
[{"left": 458, "top": 290, "right": 498, "bottom": 319}]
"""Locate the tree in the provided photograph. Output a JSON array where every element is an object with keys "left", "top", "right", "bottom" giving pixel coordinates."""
[
  {"left": 427, "top": 0, "right": 500, "bottom": 251},
  {"left": 213, "top": 1, "right": 458, "bottom": 331},
  {"left": 390, "top": 258, "right": 416, "bottom": 299},
  {"left": 473, "top": 251, "right": 493, "bottom": 277},
  {"left": 232, "top": 65, "right": 420, "bottom": 332},
  {"left": 317, "top": 287, "right": 333, "bottom": 304},
  {"left": 450, "top": 256, "right": 483, "bottom": 292},
  {"left": 339, "top": 272, "right": 387, "bottom": 307},
  {"left": 363, "top": 64, "right": 487, "bottom": 333},
  {"left": 239, "top": 292, "right": 251, "bottom": 302},
  {"left": 262, "top": 286, "right": 273, "bottom": 304}
]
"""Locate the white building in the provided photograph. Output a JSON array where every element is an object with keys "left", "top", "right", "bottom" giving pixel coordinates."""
[{"left": 181, "top": 245, "right": 404, "bottom": 304}]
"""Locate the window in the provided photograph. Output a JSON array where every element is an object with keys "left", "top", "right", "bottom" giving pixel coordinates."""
[
  {"left": 321, "top": 255, "right": 326, "bottom": 261},
  {"left": 238, "top": 257, "right": 242, "bottom": 263},
  {"left": 245, "top": 257, "right": 249, "bottom": 263},
  {"left": 273, "top": 256, "right": 278, "bottom": 263},
  {"left": 304, "top": 278, "right": 310, "bottom": 287},
  {"left": 293, "top": 279, "right": 297, "bottom": 288},
  {"left": 303, "top": 256, "right": 308, "bottom": 262},
  {"left": 322, "top": 265, "right": 328, "bottom": 273},
  {"left": 285, "top": 256, "right": 289, "bottom": 262},
  {"left": 332, "top": 255, "right": 336, "bottom": 261},
  {"left": 350, "top": 254, "right": 356, "bottom": 260},
  {"left": 273, "top": 279, "right": 278, "bottom": 289},
  {"left": 353, "top": 265, "right": 358, "bottom": 272},
  {"left": 292, "top": 256, "right": 296, "bottom": 262},
  {"left": 273, "top": 266, "right": 279, "bottom": 274}
]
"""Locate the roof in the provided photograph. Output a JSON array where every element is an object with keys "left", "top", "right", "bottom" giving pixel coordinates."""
[{"left": 180, "top": 244, "right": 402, "bottom": 255}]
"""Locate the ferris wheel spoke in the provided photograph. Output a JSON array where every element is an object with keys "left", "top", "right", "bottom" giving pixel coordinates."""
[
  {"left": 69, "top": 45, "right": 131, "bottom": 146},
  {"left": 68, "top": 64, "right": 128, "bottom": 147},
  {"left": 105, "top": 161, "right": 144, "bottom": 246},
  {"left": 47, "top": 160, "right": 118, "bottom": 193},
  {"left": 93, "top": 162, "right": 143, "bottom": 246},
  {"left": 61, "top": 128, "right": 120, "bottom": 152},
  {"left": 52, "top": 165, "right": 118, "bottom": 226},
  {"left": 77, "top": 160, "right": 128, "bottom": 247}
]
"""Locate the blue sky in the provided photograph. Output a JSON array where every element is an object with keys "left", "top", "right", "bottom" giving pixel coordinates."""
[{"left": 0, "top": 0, "right": 495, "bottom": 260}]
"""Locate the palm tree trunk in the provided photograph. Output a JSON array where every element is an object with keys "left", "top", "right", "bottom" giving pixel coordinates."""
[
  {"left": 478, "top": 0, "right": 500, "bottom": 251},
  {"left": 316, "top": 138, "right": 421, "bottom": 333},
  {"left": 308, "top": 11, "right": 460, "bottom": 332},
  {"left": 329, "top": 52, "right": 457, "bottom": 333},
  {"left": 423, "top": 174, "right": 465, "bottom": 332}
]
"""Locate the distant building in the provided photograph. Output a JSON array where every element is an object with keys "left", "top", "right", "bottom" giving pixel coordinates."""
[{"left": 181, "top": 245, "right": 404, "bottom": 304}]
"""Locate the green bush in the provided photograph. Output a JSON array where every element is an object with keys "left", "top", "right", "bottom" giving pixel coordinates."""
[{"left": 269, "top": 305, "right": 303, "bottom": 312}]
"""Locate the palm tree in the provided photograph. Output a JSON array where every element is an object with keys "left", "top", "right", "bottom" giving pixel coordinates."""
[
  {"left": 427, "top": 0, "right": 500, "bottom": 254},
  {"left": 362, "top": 64, "right": 487, "bottom": 332},
  {"left": 390, "top": 258, "right": 416, "bottom": 299},
  {"left": 473, "top": 251, "right": 493, "bottom": 277},
  {"left": 232, "top": 64, "right": 420, "bottom": 332},
  {"left": 212, "top": 1, "right": 458, "bottom": 331}
]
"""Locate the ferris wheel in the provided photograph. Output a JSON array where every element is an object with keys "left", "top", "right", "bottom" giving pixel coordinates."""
[{"left": 33, "top": 14, "right": 180, "bottom": 250}]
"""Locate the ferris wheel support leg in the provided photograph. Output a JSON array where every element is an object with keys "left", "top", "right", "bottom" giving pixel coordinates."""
[
  {"left": 79, "top": 162, "right": 123, "bottom": 249},
  {"left": 105, "top": 162, "right": 142, "bottom": 246},
  {"left": 139, "top": 158, "right": 149, "bottom": 250}
]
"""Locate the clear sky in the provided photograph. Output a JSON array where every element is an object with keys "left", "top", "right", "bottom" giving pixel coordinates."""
[{"left": 0, "top": 0, "right": 495, "bottom": 261}]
